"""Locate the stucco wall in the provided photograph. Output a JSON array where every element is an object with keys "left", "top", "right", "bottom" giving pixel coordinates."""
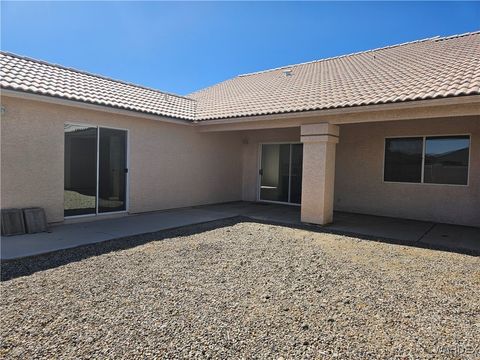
[
  {"left": 2, "top": 96, "right": 478, "bottom": 227},
  {"left": 236, "top": 117, "right": 479, "bottom": 227},
  {"left": 239, "top": 127, "right": 301, "bottom": 201},
  {"left": 1, "top": 96, "right": 243, "bottom": 223},
  {"left": 335, "top": 116, "right": 480, "bottom": 227}
]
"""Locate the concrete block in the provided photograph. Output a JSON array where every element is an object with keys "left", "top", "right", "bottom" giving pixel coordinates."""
[
  {"left": 1, "top": 208, "right": 26, "bottom": 236},
  {"left": 23, "top": 207, "right": 48, "bottom": 234}
]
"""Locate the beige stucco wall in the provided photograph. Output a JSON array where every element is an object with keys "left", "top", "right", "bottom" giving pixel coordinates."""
[
  {"left": 1, "top": 96, "right": 243, "bottom": 223},
  {"left": 2, "top": 95, "right": 478, "bottom": 227},
  {"left": 236, "top": 117, "right": 479, "bottom": 227},
  {"left": 239, "top": 127, "right": 300, "bottom": 201},
  {"left": 335, "top": 116, "right": 480, "bottom": 227}
]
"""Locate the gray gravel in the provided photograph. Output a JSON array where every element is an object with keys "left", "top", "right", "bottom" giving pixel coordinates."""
[{"left": 1, "top": 219, "right": 479, "bottom": 359}]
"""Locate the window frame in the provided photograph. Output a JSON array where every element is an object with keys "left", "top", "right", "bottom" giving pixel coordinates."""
[
  {"left": 382, "top": 134, "right": 471, "bottom": 187},
  {"left": 64, "top": 122, "right": 130, "bottom": 219}
]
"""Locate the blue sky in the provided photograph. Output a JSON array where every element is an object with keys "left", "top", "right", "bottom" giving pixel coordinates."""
[{"left": 2, "top": 1, "right": 479, "bottom": 95}]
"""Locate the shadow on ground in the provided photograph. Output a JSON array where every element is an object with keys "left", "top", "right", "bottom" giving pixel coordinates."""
[{"left": 2, "top": 216, "right": 478, "bottom": 281}]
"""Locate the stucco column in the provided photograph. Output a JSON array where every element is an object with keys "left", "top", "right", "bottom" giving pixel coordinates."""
[{"left": 300, "top": 123, "right": 339, "bottom": 225}]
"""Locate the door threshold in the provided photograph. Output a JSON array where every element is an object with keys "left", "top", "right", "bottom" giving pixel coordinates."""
[
  {"left": 63, "top": 211, "right": 128, "bottom": 224},
  {"left": 257, "top": 200, "right": 301, "bottom": 207}
]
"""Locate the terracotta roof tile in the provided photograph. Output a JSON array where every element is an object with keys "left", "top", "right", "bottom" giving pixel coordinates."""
[
  {"left": 1, "top": 31, "right": 478, "bottom": 122},
  {"left": 190, "top": 31, "right": 480, "bottom": 120},
  {"left": 0, "top": 53, "right": 196, "bottom": 120}
]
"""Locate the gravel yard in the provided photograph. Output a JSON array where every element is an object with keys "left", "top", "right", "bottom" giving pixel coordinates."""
[{"left": 1, "top": 219, "right": 479, "bottom": 359}]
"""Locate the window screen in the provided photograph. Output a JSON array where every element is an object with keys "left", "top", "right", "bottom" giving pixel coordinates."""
[
  {"left": 384, "top": 135, "right": 470, "bottom": 185},
  {"left": 424, "top": 136, "right": 469, "bottom": 185},
  {"left": 384, "top": 137, "right": 423, "bottom": 183}
]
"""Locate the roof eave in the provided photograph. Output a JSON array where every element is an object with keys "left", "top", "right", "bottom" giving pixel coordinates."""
[
  {"left": 196, "top": 94, "right": 480, "bottom": 131},
  {"left": 0, "top": 88, "right": 195, "bottom": 125}
]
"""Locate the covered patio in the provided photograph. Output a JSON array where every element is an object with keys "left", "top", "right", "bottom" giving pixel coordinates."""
[{"left": 2, "top": 201, "right": 478, "bottom": 261}]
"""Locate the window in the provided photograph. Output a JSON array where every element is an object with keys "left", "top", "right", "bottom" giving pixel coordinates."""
[
  {"left": 384, "top": 137, "right": 423, "bottom": 183},
  {"left": 64, "top": 124, "right": 128, "bottom": 217},
  {"left": 424, "top": 136, "right": 470, "bottom": 185},
  {"left": 259, "top": 143, "right": 303, "bottom": 204},
  {"left": 384, "top": 135, "right": 470, "bottom": 185}
]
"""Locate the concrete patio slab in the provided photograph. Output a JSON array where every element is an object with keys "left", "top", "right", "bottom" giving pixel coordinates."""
[
  {"left": 419, "top": 223, "right": 480, "bottom": 252},
  {"left": 203, "top": 202, "right": 302, "bottom": 225},
  {"left": 325, "top": 211, "right": 434, "bottom": 243},
  {"left": 1, "top": 201, "right": 478, "bottom": 260},
  {"left": 0, "top": 207, "right": 235, "bottom": 260}
]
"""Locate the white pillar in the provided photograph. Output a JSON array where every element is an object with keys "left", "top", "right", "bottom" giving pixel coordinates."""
[{"left": 300, "top": 123, "right": 339, "bottom": 225}]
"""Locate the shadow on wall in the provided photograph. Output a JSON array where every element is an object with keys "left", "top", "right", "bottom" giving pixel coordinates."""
[{"left": 2, "top": 216, "right": 478, "bottom": 282}]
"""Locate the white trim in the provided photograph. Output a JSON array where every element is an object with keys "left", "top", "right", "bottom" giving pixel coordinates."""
[
  {"left": 95, "top": 127, "right": 100, "bottom": 214},
  {"left": 64, "top": 124, "right": 130, "bottom": 219},
  {"left": 126, "top": 128, "right": 131, "bottom": 213},
  {"left": 97, "top": 124, "right": 130, "bottom": 132},
  {"left": 382, "top": 133, "right": 471, "bottom": 187}
]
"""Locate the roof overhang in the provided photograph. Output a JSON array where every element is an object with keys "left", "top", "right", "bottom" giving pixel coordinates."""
[
  {"left": 0, "top": 88, "right": 194, "bottom": 126},
  {"left": 2, "top": 88, "right": 479, "bottom": 131},
  {"left": 196, "top": 95, "right": 480, "bottom": 132}
]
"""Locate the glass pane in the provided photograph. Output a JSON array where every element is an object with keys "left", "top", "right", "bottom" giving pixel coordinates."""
[
  {"left": 424, "top": 136, "right": 469, "bottom": 185},
  {"left": 290, "top": 144, "right": 303, "bottom": 204},
  {"left": 384, "top": 137, "right": 423, "bottom": 183},
  {"left": 64, "top": 124, "right": 97, "bottom": 216},
  {"left": 98, "top": 128, "right": 127, "bottom": 213},
  {"left": 260, "top": 144, "right": 290, "bottom": 202}
]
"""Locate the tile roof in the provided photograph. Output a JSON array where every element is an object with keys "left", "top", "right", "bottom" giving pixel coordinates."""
[
  {"left": 0, "top": 53, "right": 196, "bottom": 120},
  {"left": 1, "top": 31, "right": 479, "bottom": 122},
  {"left": 189, "top": 31, "right": 480, "bottom": 120}
]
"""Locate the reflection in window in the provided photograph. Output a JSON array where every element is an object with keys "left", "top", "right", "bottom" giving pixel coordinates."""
[
  {"left": 98, "top": 128, "right": 127, "bottom": 213},
  {"left": 424, "top": 136, "right": 469, "bottom": 185},
  {"left": 384, "top": 137, "right": 423, "bottom": 183},
  {"left": 384, "top": 135, "right": 470, "bottom": 185},
  {"left": 64, "top": 124, "right": 97, "bottom": 216},
  {"left": 260, "top": 144, "right": 290, "bottom": 202}
]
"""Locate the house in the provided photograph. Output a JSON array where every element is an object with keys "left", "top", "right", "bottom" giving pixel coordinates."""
[{"left": 1, "top": 32, "right": 479, "bottom": 228}]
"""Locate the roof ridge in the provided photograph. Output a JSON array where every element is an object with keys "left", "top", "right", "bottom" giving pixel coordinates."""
[
  {"left": 434, "top": 29, "right": 480, "bottom": 42},
  {"left": 236, "top": 31, "right": 480, "bottom": 77},
  {"left": 0, "top": 51, "right": 197, "bottom": 102}
]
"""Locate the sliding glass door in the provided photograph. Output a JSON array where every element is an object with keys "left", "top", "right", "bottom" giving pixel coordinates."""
[
  {"left": 98, "top": 128, "right": 127, "bottom": 213},
  {"left": 259, "top": 143, "right": 303, "bottom": 204},
  {"left": 289, "top": 144, "right": 303, "bottom": 204},
  {"left": 64, "top": 124, "right": 98, "bottom": 216},
  {"left": 64, "top": 124, "right": 127, "bottom": 217}
]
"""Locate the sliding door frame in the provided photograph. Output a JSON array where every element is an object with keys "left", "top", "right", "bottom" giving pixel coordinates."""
[
  {"left": 64, "top": 122, "right": 129, "bottom": 219},
  {"left": 257, "top": 142, "right": 302, "bottom": 207}
]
